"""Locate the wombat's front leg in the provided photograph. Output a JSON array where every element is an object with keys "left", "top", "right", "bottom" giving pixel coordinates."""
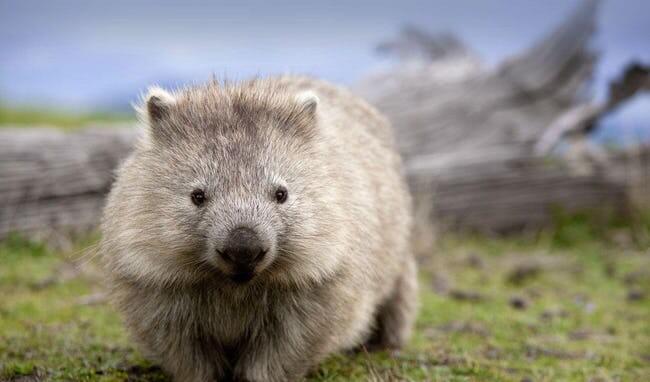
[
  {"left": 232, "top": 317, "right": 327, "bottom": 381},
  {"left": 367, "top": 256, "right": 418, "bottom": 351},
  {"left": 233, "top": 340, "right": 314, "bottom": 381},
  {"left": 148, "top": 332, "right": 229, "bottom": 382}
]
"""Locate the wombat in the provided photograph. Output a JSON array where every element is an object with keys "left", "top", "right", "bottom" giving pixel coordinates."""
[{"left": 100, "top": 75, "right": 418, "bottom": 381}]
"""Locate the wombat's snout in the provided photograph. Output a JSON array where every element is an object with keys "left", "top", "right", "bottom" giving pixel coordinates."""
[{"left": 218, "top": 227, "right": 267, "bottom": 280}]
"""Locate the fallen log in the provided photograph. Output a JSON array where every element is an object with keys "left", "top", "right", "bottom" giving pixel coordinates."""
[
  {"left": 408, "top": 151, "right": 628, "bottom": 233},
  {"left": 0, "top": 126, "right": 136, "bottom": 240}
]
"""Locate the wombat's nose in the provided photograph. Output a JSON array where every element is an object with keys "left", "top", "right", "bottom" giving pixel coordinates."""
[{"left": 219, "top": 227, "right": 266, "bottom": 269}]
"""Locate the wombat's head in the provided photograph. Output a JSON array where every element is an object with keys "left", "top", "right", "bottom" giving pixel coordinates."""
[{"left": 101, "top": 80, "right": 344, "bottom": 288}]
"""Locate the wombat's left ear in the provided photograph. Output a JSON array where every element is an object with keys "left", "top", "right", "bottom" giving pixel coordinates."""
[{"left": 295, "top": 91, "right": 319, "bottom": 115}]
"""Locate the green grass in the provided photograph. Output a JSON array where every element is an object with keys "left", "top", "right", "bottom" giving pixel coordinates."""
[
  {"left": 0, "top": 106, "right": 133, "bottom": 129},
  {"left": 1, "top": 224, "right": 649, "bottom": 381}
]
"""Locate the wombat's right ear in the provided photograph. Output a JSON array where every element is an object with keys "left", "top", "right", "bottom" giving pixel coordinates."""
[
  {"left": 295, "top": 91, "right": 319, "bottom": 115},
  {"left": 137, "top": 86, "right": 177, "bottom": 146}
]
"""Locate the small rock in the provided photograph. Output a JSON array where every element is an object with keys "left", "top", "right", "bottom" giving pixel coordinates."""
[
  {"left": 641, "top": 353, "right": 650, "bottom": 364},
  {"left": 484, "top": 345, "right": 501, "bottom": 360},
  {"left": 569, "top": 329, "right": 592, "bottom": 340},
  {"left": 627, "top": 289, "right": 645, "bottom": 302},
  {"left": 466, "top": 252, "right": 484, "bottom": 269},
  {"left": 623, "top": 271, "right": 645, "bottom": 286},
  {"left": 509, "top": 296, "right": 528, "bottom": 310},
  {"left": 540, "top": 308, "right": 569, "bottom": 321},
  {"left": 507, "top": 262, "right": 541, "bottom": 285}
]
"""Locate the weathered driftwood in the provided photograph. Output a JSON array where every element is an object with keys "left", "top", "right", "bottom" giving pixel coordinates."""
[
  {"left": 536, "top": 63, "right": 650, "bottom": 155},
  {"left": 357, "top": 0, "right": 648, "bottom": 233},
  {"left": 357, "top": 0, "right": 599, "bottom": 160},
  {"left": 0, "top": 126, "right": 136, "bottom": 240}
]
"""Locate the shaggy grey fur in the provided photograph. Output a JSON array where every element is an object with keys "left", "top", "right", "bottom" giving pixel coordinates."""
[{"left": 100, "top": 76, "right": 418, "bottom": 381}]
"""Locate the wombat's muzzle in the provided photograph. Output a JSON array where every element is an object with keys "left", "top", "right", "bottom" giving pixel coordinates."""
[{"left": 217, "top": 227, "right": 267, "bottom": 280}]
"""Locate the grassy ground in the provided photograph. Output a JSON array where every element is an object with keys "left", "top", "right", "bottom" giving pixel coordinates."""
[{"left": 1, "top": 221, "right": 648, "bottom": 381}]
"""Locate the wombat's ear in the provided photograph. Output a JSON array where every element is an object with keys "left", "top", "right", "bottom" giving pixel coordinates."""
[
  {"left": 137, "top": 86, "right": 177, "bottom": 147},
  {"left": 295, "top": 91, "right": 319, "bottom": 115},
  {"left": 142, "top": 86, "right": 176, "bottom": 123}
]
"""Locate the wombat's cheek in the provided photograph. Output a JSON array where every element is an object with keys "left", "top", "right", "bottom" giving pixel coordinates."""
[
  {"left": 201, "top": 241, "right": 227, "bottom": 270},
  {"left": 255, "top": 247, "right": 278, "bottom": 272}
]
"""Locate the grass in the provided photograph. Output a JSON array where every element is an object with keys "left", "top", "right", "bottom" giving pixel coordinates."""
[
  {"left": 0, "top": 106, "right": 132, "bottom": 129},
  {"left": 0, "top": 221, "right": 649, "bottom": 381}
]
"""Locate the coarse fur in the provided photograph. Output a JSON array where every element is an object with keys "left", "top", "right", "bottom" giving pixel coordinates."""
[{"left": 100, "top": 75, "right": 418, "bottom": 381}]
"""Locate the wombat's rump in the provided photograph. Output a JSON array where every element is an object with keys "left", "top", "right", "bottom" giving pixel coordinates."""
[{"left": 100, "top": 76, "right": 417, "bottom": 381}]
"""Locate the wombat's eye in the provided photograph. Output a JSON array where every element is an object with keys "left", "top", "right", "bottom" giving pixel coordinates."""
[
  {"left": 275, "top": 186, "right": 288, "bottom": 204},
  {"left": 191, "top": 189, "right": 206, "bottom": 206}
]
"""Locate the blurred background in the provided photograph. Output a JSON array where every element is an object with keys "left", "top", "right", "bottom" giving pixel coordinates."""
[{"left": 1, "top": 1, "right": 649, "bottom": 381}]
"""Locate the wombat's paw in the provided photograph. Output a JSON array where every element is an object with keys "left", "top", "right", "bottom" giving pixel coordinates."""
[{"left": 355, "top": 339, "right": 403, "bottom": 355}]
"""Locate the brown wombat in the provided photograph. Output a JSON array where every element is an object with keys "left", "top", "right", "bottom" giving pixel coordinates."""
[{"left": 100, "top": 76, "right": 417, "bottom": 381}]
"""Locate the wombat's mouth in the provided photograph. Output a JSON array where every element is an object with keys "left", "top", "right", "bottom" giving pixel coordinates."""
[{"left": 230, "top": 272, "right": 255, "bottom": 284}]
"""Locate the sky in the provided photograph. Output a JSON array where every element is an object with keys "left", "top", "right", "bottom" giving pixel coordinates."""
[{"left": 0, "top": 0, "right": 648, "bottom": 139}]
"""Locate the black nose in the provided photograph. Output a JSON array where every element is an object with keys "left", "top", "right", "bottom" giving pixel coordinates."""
[{"left": 218, "top": 227, "right": 266, "bottom": 270}]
